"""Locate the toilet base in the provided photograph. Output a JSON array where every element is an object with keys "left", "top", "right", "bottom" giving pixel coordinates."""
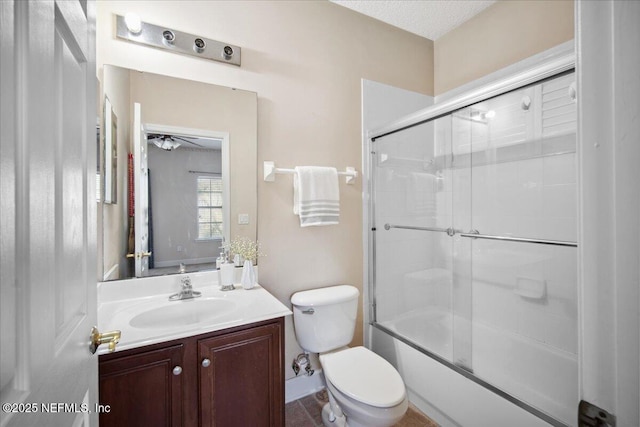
[{"left": 322, "top": 401, "right": 393, "bottom": 427}]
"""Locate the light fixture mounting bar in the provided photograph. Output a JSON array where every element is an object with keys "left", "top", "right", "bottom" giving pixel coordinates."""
[{"left": 116, "top": 15, "right": 241, "bottom": 66}]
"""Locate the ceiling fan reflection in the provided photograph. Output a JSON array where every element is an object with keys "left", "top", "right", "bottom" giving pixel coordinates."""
[{"left": 147, "top": 133, "right": 205, "bottom": 151}]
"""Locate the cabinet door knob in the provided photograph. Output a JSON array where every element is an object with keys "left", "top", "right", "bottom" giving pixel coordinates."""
[
  {"left": 172, "top": 366, "right": 182, "bottom": 376},
  {"left": 202, "top": 358, "right": 211, "bottom": 368}
]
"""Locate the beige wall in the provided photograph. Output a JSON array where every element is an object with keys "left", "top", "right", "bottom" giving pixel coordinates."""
[
  {"left": 100, "top": 66, "right": 131, "bottom": 280},
  {"left": 434, "top": 0, "right": 574, "bottom": 95},
  {"left": 97, "top": 1, "right": 433, "bottom": 379}
]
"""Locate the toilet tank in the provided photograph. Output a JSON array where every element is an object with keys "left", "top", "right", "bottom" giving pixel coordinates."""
[{"left": 291, "top": 285, "right": 359, "bottom": 353}]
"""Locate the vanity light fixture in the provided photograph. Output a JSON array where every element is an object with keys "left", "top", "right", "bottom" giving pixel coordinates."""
[{"left": 115, "top": 15, "right": 241, "bottom": 66}]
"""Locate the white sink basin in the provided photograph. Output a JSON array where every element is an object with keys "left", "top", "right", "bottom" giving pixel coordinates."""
[
  {"left": 129, "top": 298, "right": 237, "bottom": 329},
  {"left": 97, "top": 271, "right": 293, "bottom": 354}
]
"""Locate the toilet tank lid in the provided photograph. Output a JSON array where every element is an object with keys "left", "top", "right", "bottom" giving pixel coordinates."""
[{"left": 291, "top": 285, "right": 359, "bottom": 307}]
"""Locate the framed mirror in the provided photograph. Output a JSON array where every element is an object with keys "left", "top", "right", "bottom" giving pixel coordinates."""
[{"left": 98, "top": 65, "right": 257, "bottom": 282}]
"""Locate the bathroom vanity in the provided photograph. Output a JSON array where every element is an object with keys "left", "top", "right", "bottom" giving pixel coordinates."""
[{"left": 96, "top": 272, "right": 291, "bottom": 427}]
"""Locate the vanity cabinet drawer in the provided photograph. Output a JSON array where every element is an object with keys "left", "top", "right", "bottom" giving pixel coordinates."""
[
  {"left": 98, "top": 317, "right": 285, "bottom": 427},
  {"left": 99, "top": 343, "right": 185, "bottom": 427},
  {"left": 198, "top": 322, "right": 284, "bottom": 427}
]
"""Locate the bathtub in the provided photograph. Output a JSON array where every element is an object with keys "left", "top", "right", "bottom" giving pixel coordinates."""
[{"left": 372, "top": 308, "right": 578, "bottom": 427}]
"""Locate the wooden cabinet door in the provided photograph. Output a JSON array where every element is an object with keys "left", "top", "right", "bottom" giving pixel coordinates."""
[
  {"left": 198, "top": 320, "right": 284, "bottom": 427},
  {"left": 99, "top": 344, "right": 185, "bottom": 427}
]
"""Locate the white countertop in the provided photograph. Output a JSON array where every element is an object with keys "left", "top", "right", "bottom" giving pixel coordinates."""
[{"left": 97, "top": 270, "right": 291, "bottom": 355}]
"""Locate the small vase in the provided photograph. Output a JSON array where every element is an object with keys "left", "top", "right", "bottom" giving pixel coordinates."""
[
  {"left": 234, "top": 254, "right": 244, "bottom": 267},
  {"left": 241, "top": 260, "right": 256, "bottom": 289}
]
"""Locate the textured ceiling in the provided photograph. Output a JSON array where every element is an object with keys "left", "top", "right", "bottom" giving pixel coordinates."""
[{"left": 330, "top": 0, "right": 496, "bottom": 41}]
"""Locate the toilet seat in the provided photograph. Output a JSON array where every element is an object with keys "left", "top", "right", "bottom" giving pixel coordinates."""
[{"left": 320, "top": 346, "right": 406, "bottom": 408}]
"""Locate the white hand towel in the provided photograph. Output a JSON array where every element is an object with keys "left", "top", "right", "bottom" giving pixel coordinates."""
[{"left": 293, "top": 166, "right": 340, "bottom": 227}]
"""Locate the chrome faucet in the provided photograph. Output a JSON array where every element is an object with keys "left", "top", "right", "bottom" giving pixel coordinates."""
[{"left": 169, "top": 276, "right": 202, "bottom": 301}]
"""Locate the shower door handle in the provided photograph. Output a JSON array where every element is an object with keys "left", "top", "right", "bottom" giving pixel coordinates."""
[
  {"left": 384, "top": 224, "right": 456, "bottom": 236},
  {"left": 459, "top": 231, "right": 577, "bottom": 247}
]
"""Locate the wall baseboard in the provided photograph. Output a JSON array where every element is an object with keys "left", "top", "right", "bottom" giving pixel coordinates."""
[{"left": 285, "top": 369, "right": 325, "bottom": 403}]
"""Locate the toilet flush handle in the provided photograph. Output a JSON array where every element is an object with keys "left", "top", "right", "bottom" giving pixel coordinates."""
[{"left": 301, "top": 308, "right": 315, "bottom": 315}]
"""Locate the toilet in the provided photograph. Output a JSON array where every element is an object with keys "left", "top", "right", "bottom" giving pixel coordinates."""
[{"left": 291, "top": 285, "right": 408, "bottom": 427}]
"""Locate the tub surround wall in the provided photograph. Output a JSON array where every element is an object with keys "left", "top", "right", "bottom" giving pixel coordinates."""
[{"left": 97, "top": 0, "right": 433, "bottom": 380}]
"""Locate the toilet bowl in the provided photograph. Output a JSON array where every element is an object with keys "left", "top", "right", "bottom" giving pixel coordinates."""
[
  {"left": 320, "top": 346, "right": 408, "bottom": 427},
  {"left": 291, "top": 285, "right": 409, "bottom": 427}
]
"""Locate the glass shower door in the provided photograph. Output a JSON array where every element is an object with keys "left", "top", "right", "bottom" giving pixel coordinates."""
[
  {"left": 372, "top": 114, "right": 473, "bottom": 368},
  {"left": 465, "top": 72, "right": 579, "bottom": 424},
  {"left": 370, "top": 70, "right": 578, "bottom": 427}
]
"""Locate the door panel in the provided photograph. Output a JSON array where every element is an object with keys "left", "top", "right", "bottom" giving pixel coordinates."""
[
  {"left": 0, "top": 1, "right": 97, "bottom": 426},
  {"left": 56, "top": 1, "right": 89, "bottom": 345}
]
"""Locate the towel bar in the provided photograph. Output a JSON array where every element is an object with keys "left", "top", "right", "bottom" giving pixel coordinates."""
[{"left": 263, "top": 161, "right": 357, "bottom": 184}]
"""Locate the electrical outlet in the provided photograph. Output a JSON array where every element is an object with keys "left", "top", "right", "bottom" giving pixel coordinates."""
[{"left": 238, "top": 213, "right": 249, "bottom": 225}]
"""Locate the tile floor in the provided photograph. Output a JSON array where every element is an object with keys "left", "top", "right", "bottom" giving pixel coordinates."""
[{"left": 285, "top": 389, "right": 439, "bottom": 427}]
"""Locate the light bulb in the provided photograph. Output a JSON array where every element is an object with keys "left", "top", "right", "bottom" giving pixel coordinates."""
[
  {"left": 124, "top": 13, "right": 142, "bottom": 35},
  {"left": 485, "top": 110, "right": 496, "bottom": 119}
]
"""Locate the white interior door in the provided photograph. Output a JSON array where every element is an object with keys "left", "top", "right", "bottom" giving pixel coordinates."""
[
  {"left": 0, "top": 1, "right": 98, "bottom": 426},
  {"left": 133, "top": 103, "right": 150, "bottom": 277}
]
